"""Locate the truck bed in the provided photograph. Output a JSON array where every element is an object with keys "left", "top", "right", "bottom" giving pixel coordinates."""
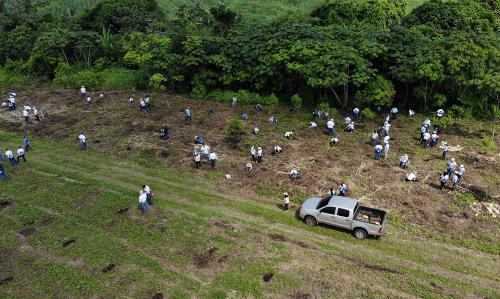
[{"left": 354, "top": 206, "right": 386, "bottom": 226}]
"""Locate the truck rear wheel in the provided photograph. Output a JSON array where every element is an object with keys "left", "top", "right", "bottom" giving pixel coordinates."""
[
  {"left": 354, "top": 228, "right": 368, "bottom": 240},
  {"left": 305, "top": 216, "right": 317, "bottom": 227}
]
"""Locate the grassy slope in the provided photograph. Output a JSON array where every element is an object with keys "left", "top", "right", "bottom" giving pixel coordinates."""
[{"left": 0, "top": 131, "right": 498, "bottom": 298}]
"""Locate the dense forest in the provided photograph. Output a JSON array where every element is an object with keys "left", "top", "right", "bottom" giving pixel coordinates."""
[{"left": 0, "top": 0, "right": 498, "bottom": 116}]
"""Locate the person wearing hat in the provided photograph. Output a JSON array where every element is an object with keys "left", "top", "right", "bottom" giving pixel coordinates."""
[
  {"left": 430, "top": 131, "right": 439, "bottom": 147},
  {"left": 160, "top": 124, "right": 169, "bottom": 140},
  {"left": 457, "top": 165, "right": 465, "bottom": 183},
  {"left": 272, "top": 145, "right": 282, "bottom": 155},
  {"left": 338, "top": 182, "right": 348, "bottom": 196},
  {"left": 441, "top": 142, "right": 449, "bottom": 160},
  {"left": 184, "top": 107, "right": 192, "bottom": 121},
  {"left": 194, "top": 152, "right": 201, "bottom": 169},
  {"left": 374, "top": 144, "right": 383, "bottom": 160},
  {"left": 330, "top": 137, "right": 339, "bottom": 146},
  {"left": 408, "top": 109, "right": 415, "bottom": 117},
  {"left": 447, "top": 158, "right": 457, "bottom": 176},
  {"left": 399, "top": 154, "right": 409, "bottom": 169},
  {"left": 283, "top": 192, "right": 290, "bottom": 212},
  {"left": 253, "top": 127, "right": 259, "bottom": 135},
  {"left": 326, "top": 119, "right": 335, "bottom": 135},
  {"left": 439, "top": 172, "right": 449, "bottom": 190},
  {"left": 80, "top": 86, "right": 87, "bottom": 98},
  {"left": 78, "top": 133, "right": 88, "bottom": 150},
  {"left": 353, "top": 107, "right": 360, "bottom": 120},
  {"left": 288, "top": 169, "right": 300, "bottom": 179},
  {"left": 245, "top": 162, "right": 252, "bottom": 173},
  {"left": 284, "top": 131, "right": 293, "bottom": 139},
  {"left": 257, "top": 147, "right": 264, "bottom": 163}
]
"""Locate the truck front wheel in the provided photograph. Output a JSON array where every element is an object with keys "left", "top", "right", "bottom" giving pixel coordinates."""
[
  {"left": 354, "top": 228, "right": 368, "bottom": 240},
  {"left": 305, "top": 216, "right": 317, "bottom": 227}
]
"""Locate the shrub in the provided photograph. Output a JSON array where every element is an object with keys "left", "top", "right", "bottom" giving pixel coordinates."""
[
  {"left": 226, "top": 117, "right": 245, "bottom": 144},
  {"left": 456, "top": 193, "right": 475, "bottom": 203},
  {"left": 149, "top": 73, "right": 167, "bottom": 93},
  {"left": 207, "top": 89, "right": 278, "bottom": 106},
  {"left": 361, "top": 107, "right": 376, "bottom": 120},
  {"left": 53, "top": 65, "right": 139, "bottom": 90},
  {"left": 318, "top": 102, "right": 337, "bottom": 117},
  {"left": 480, "top": 135, "right": 496, "bottom": 153},
  {"left": 291, "top": 94, "right": 303, "bottom": 111},
  {"left": 0, "top": 68, "right": 29, "bottom": 87}
]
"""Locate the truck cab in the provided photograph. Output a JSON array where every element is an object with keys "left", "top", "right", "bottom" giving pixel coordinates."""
[{"left": 298, "top": 195, "right": 387, "bottom": 239}]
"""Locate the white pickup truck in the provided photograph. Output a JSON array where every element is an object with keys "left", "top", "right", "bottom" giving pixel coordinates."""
[{"left": 298, "top": 195, "right": 387, "bottom": 239}]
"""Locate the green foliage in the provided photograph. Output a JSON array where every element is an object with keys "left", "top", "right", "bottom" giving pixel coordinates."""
[
  {"left": 318, "top": 102, "right": 337, "bottom": 117},
  {"left": 149, "top": 73, "right": 167, "bottom": 92},
  {"left": 226, "top": 117, "right": 245, "bottom": 144},
  {"left": 0, "top": 68, "right": 29, "bottom": 87},
  {"left": 53, "top": 64, "right": 139, "bottom": 89},
  {"left": 208, "top": 90, "right": 278, "bottom": 106},
  {"left": 291, "top": 94, "right": 303, "bottom": 111},
  {"left": 479, "top": 135, "right": 496, "bottom": 153},
  {"left": 79, "top": 0, "right": 165, "bottom": 33},
  {"left": 361, "top": 107, "right": 376, "bottom": 120},
  {"left": 356, "top": 75, "right": 395, "bottom": 106},
  {"left": 456, "top": 193, "right": 475, "bottom": 203}
]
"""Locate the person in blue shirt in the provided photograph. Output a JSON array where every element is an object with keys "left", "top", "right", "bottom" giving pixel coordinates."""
[
  {"left": 194, "top": 136, "right": 204, "bottom": 144},
  {"left": 0, "top": 164, "right": 6, "bottom": 181},
  {"left": 184, "top": 107, "right": 192, "bottom": 121},
  {"left": 241, "top": 113, "right": 248, "bottom": 120},
  {"left": 23, "top": 136, "right": 32, "bottom": 151}
]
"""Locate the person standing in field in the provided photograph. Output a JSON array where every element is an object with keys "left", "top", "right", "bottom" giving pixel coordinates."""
[
  {"left": 138, "top": 190, "right": 148, "bottom": 213},
  {"left": 0, "top": 164, "right": 6, "bottom": 181},
  {"left": 283, "top": 192, "right": 290, "bottom": 212},
  {"left": 78, "top": 133, "right": 88, "bottom": 150},
  {"left": 16, "top": 147, "right": 26, "bottom": 163},
  {"left": 5, "top": 149, "right": 17, "bottom": 167}
]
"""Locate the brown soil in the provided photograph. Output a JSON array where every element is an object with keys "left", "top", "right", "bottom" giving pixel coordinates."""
[
  {"left": 262, "top": 272, "right": 274, "bottom": 282},
  {"left": 293, "top": 292, "right": 313, "bottom": 299},
  {"left": 18, "top": 227, "right": 36, "bottom": 237},
  {"left": 194, "top": 247, "right": 218, "bottom": 269},
  {"left": 102, "top": 263, "right": 115, "bottom": 273},
  {"left": 62, "top": 239, "right": 76, "bottom": 247},
  {"left": 40, "top": 218, "right": 55, "bottom": 226}
]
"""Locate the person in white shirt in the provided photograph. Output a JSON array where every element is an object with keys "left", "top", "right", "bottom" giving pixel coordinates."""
[
  {"left": 128, "top": 97, "right": 134, "bottom": 103},
  {"left": 99, "top": 93, "right": 105, "bottom": 100},
  {"left": 385, "top": 114, "right": 390, "bottom": 123},
  {"left": 327, "top": 188, "right": 335, "bottom": 196},
  {"left": 143, "top": 184, "right": 153, "bottom": 205},
  {"left": 269, "top": 116, "right": 277, "bottom": 124},
  {"left": 383, "top": 136, "right": 390, "bottom": 160},
  {"left": 383, "top": 121, "right": 391, "bottom": 137},
  {"left": 78, "top": 133, "right": 88, "bottom": 150},
  {"left": 138, "top": 190, "right": 148, "bottom": 213},
  {"left": 422, "top": 132, "right": 431, "bottom": 147},
  {"left": 436, "top": 109, "right": 444, "bottom": 118},
  {"left": 144, "top": 97, "right": 150, "bottom": 108},
  {"left": 273, "top": 146, "right": 282, "bottom": 155},
  {"left": 284, "top": 131, "right": 293, "bottom": 139},
  {"left": 209, "top": 152, "right": 218, "bottom": 168},
  {"left": 80, "top": 86, "right": 87, "bottom": 98},
  {"left": 33, "top": 107, "right": 40, "bottom": 121},
  {"left": 390, "top": 107, "right": 398, "bottom": 120},
  {"left": 440, "top": 172, "right": 449, "bottom": 190},
  {"left": 5, "top": 149, "right": 17, "bottom": 167},
  {"left": 326, "top": 119, "right": 335, "bottom": 135},
  {"left": 194, "top": 152, "right": 201, "bottom": 168},
  {"left": 406, "top": 172, "right": 417, "bottom": 182},
  {"left": 423, "top": 118, "right": 431, "bottom": 127},
  {"left": 283, "top": 192, "right": 290, "bottom": 212},
  {"left": 399, "top": 154, "right": 409, "bottom": 169},
  {"left": 457, "top": 165, "right": 465, "bottom": 182},
  {"left": 344, "top": 116, "right": 351, "bottom": 125},
  {"left": 1, "top": 102, "right": 7, "bottom": 109},
  {"left": 257, "top": 147, "right": 264, "bottom": 163},
  {"left": 86, "top": 95, "right": 92, "bottom": 105},
  {"left": 430, "top": 131, "right": 439, "bottom": 147},
  {"left": 370, "top": 130, "right": 379, "bottom": 146},
  {"left": 139, "top": 99, "right": 146, "bottom": 110},
  {"left": 374, "top": 144, "right": 383, "bottom": 160},
  {"left": 441, "top": 142, "right": 448, "bottom": 160},
  {"left": 16, "top": 147, "right": 26, "bottom": 163},
  {"left": 338, "top": 182, "right": 348, "bottom": 196},
  {"left": 330, "top": 137, "right": 338, "bottom": 146},
  {"left": 22, "top": 109, "right": 29, "bottom": 123},
  {"left": 447, "top": 158, "right": 457, "bottom": 176},
  {"left": 245, "top": 162, "right": 252, "bottom": 173},
  {"left": 345, "top": 122, "right": 354, "bottom": 132},
  {"left": 288, "top": 169, "right": 300, "bottom": 179},
  {"left": 253, "top": 127, "right": 259, "bottom": 135},
  {"left": 451, "top": 173, "right": 460, "bottom": 190},
  {"left": 231, "top": 96, "right": 237, "bottom": 107},
  {"left": 202, "top": 144, "right": 210, "bottom": 159},
  {"left": 309, "top": 121, "right": 318, "bottom": 128},
  {"left": 408, "top": 109, "right": 415, "bottom": 117},
  {"left": 250, "top": 146, "right": 256, "bottom": 161},
  {"left": 353, "top": 107, "right": 360, "bottom": 120}
]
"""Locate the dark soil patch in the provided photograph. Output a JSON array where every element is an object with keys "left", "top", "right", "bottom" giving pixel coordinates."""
[
  {"left": 0, "top": 200, "right": 12, "bottom": 208},
  {"left": 262, "top": 272, "right": 274, "bottom": 282},
  {"left": 344, "top": 256, "right": 402, "bottom": 274},
  {"left": 0, "top": 276, "right": 13, "bottom": 285},
  {"left": 467, "top": 185, "right": 490, "bottom": 201},
  {"left": 63, "top": 239, "right": 76, "bottom": 247},
  {"left": 293, "top": 292, "right": 312, "bottom": 299},
  {"left": 152, "top": 293, "right": 164, "bottom": 299},
  {"left": 117, "top": 207, "right": 129, "bottom": 214},
  {"left": 19, "top": 227, "right": 36, "bottom": 237},
  {"left": 194, "top": 247, "right": 218, "bottom": 268},
  {"left": 268, "top": 233, "right": 287, "bottom": 242},
  {"left": 213, "top": 219, "right": 234, "bottom": 230},
  {"left": 40, "top": 218, "right": 55, "bottom": 226},
  {"left": 102, "top": 263, "right": 115, "bottom": 273},
  {"left": 23, "top": 220, "right": 34, "bottom": 226},
  {"left": 218, "top": 255, "right": 229, "bottom": 263}
]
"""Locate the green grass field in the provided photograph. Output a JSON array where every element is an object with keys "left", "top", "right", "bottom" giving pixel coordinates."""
[{"left": 1, "top": 130, "right": 498, "bottom": 298}]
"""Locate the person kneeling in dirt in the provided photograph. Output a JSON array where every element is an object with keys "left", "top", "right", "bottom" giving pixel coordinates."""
[
  {"left": 194, "top": 152, "right": 201, "bottom": 169},
  {"left": 399, "top": 154, "right": 409, "bottom": 169},
  {"left": 138, "top": 190, "right": 149, "bottom": 213},
  {"left": 310, "top": 121, "right": 318, "bottom": 128},
  {"left": 284, "top": 131, "right": 293, "bottom": 140},
  {"left": 209, "top": 152, "right": 218, "bottom": 169},
  {"left": 245, "top": 162, "right": 252, "bottom": 173},
  {"left": 345, "top": 122, "right": 354, "bottom": 132},
  {"left": 99, "top": 93, "right": 106, "bottom": 101},
  {"left": 160, "top": 125, "right": 169, "bottom": 140},
  {"left": 253, "top": 127, "right": 259, "bottom": 135},
  {"left": 439, "top": 172, "right": 449, "bottom": 190},
  {"left": 86, "top": 95, "right": 92, "bottom": 105},
  {"left": 143, "top": 185, "right": 153, "bottom": 205},
  {"left": 194, "top": 136, "right": 204, "bottom": 145},
  {"left": 78, "top": 133, "right": 88, "bottom": 150},
  {"left": 338, "top": 182, "right": 348, "bottom": 196},
  {"left": 255, "top": 103, "right": 263, "bottom": 111},
  {"left": 272, "top": 145, "right": 282, "bottom": 155},
  {"left": 330, "top": 137, "right": 338, "bottom": 146},
  {"left": 406, "top": 172, "right": 417, "bottom": 182},
  {"left": 288, "top": 169, "right": 300, "bottom": 180}
]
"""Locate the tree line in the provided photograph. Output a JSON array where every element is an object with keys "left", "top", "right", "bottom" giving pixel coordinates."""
[{"left": 0, "top": 0, "right": 498, "bottom": 116}]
